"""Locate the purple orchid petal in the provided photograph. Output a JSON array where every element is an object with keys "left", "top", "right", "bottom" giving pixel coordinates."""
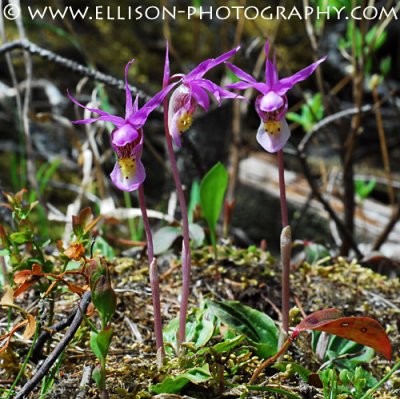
[
  {"left": 190, "top": 84, "right": 210, "bottom": 111},
  {"left": 185, "top": 46, "right": 240, "bottom": 80},
  {"left": 128, "top": 81, "right": 180, "bottom": 128},
  {"left": 169, "top": 84, "right": 192, "bottom": 114},
  {"left": 265, "top": 58, "right": 279, "bottom": 91},
  {"left": 195, "top": 79, "right": 241, "bottom": 104},
  {"left": 124, "top": 59, "right": 135, "bottom": 118},
  {"left": 71, "top": 115, "right": 120, "bottom": 125},
  {"left": 111, "top": 124, "right": 140, "bottom": 147},
  {"left": 168, "top": 109, "right": 183, "bottom": 148},
  {"left": 225, "top": 62, "right": 257, "bottom": 84},
  {"left": 163, "top": 41, "right": 170, "bottom": 87},
  {"left": 276, "top": 56, "right": 327, "bottom": 94},
  {"left": 259, "top": 92, "right": 284, "bottom": 112},
  {"left": 133, "top": 95, "right": 139, "bottom": 113},
  {"left": 256, "top": 118, "right": 291, "bottom": 153},
  {"left": 225, "top": 81, "right": 255, "bottom": 90},
  {"left": 68, "top": 91, "right": 125, "bottom": 127},
  {"left": 110, "top": 152, "right": 146, "bottom": 192}
]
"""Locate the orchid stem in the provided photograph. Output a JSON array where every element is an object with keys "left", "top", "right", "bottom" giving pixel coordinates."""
[
  {"left": 163, "top": 97, "right": 191, "bottom": 347},
  {"left": 277, "top": 150, "right": 288, "bottom": 228},
  {"left": 277, "top": 149, "right": 291, "bottom": 333},
  {"left": 137, "top": 184, "right": 165, "bottom": 361}
]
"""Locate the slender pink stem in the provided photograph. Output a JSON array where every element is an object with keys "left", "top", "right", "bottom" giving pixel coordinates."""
[
  {"left": 138, "top": 184, "right": 165, "bottom": 360},
  {"left": 163, "top": 98, "right": 191, "bottom": 346},
  {"left": 277, "top": 149, "right": 291, "bottom": 332},
  {"left": 277, "top": 150, "right": 288, "bottom": 228}
]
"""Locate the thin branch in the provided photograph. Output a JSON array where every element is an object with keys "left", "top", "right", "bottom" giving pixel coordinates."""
[
  {"left": 0, "top": 39, "right": 156, "bottom": 105},
  {"left": 14, "top": 291, "right": 92, "bottom": 399},
  {"left": 372, "top": 204, "right": 400, "bottom": 251},
  {"left": 297, "top": 150, "right": 362, "bottom": 258}
]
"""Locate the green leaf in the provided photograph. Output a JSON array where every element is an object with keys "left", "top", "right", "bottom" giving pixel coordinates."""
[
  {"left": 273, "top": 362, "right": 313, "bottom": 383},
  {"left": 304, "top": 243, "right": 330, "bottom": 264},
  {"left": 189, "top": 223, "right": 205, "bottom": 248},
  {"left": 355, "top": 179, "right": 376, "bottom": 200},
  {"left": 206, "top": 300, "right": 278, "bottom": 358},
  {"left": 286, "top": 112, "right": 304, "bottom": 125},
  {"left": 92, "top": 236, "right": 115, "bottom": 259},
  {"left": 163, "top": 308, "right": 214, "bottom": 350},
  {"left": 200, "top": 162, "right": 228, "bottom": 247},
  {"left": 153, "top": 226, "right": 181, "bottom": 255},
  {"left": 380, "top": 56, "right": 391, "bottom": 76},
  {"left": 97, "top": 327, "right": 113, "bottom": 359},
  {"left": 9, "top": 231, "right": 32, "bottom": 244},
  {"left": 0, "top": 249, "right": 10, "bottom": 256},
  {"left": 92, "top": 365, "right": 105, "bottom": 390},
  {"left": 151, "top": 364, "right": 211, "bottom": 394},
  {"left": 188, "top": 180, "right": 201, "bottom": 223},
  {"left": 313, "top": 332, "right": 375, "bottom": 370},
  {"left": 213, "top": 335, "right": 245, "bottom": 354},
  {"left": 186, "top": 317, "right": 215, "bottom": 348},
  {"left": 90, "top": 332, "right": 102, "bottom": 363}
]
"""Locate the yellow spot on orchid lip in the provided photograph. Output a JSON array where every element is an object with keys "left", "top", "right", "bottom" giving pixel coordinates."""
[
  {"left": 177, "top": 112, "right": 193, "bottom": 134},
  {"left": 118, "top": 157, "right": 136, "bottom": 180},
  {"left": 264, "top": 120, "right": 282, "bottom": 136}
]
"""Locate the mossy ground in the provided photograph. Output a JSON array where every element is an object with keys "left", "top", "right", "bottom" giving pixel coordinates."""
[{"left": 1, "top": 245, "right": 399, "bottom": 398}]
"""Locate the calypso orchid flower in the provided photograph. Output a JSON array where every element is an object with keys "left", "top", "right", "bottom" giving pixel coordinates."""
[
  {"left": 68, "top": 60, "right": 179, "bottom": 191},
  {"left": 226, "top": 41, "right": 326, "bottom": 153},
  {"left": 166, "top": 45, "right": 243, "bottom": 147}
]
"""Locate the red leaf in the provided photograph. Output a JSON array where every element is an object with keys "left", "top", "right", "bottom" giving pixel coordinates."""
[
  {"left": 311, "top": 316, "right": 392, "bottom": 361},
  {"left": 293, "top": 309, "right": 392, "bottom": 361},
  {"left": 294, "top": 308, "right": 343, "bottom": 332}
]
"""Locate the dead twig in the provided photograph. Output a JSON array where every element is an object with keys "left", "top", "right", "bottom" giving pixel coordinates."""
[
  {"left": 0, "top": 39, "right": 156, "bottom": 105},
  {"left": 14, "top": 291, "right": 92, "bottom": 399},
  {"left": 31, "top": 295, "right": 89, "bottom": 362},
  {"left": 296, "top": 150, "right": 362, "bottom": 258}
]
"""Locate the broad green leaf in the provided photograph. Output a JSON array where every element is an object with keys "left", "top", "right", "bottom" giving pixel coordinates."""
[
  {"left": 153, "top": 224, "right": 205, "bottom": 255},
  {"left": 304, "top": 243, "right": 330, "bottom": 264},
  {"left": 90, "top": 332, "right": 102, "bottom": 363},
  {"left": 213, "top": 335, "right": 245, "bottom": 354},
  {"left": 200, "top": 162, "right": 228, "bottom": 242},
  {"left": 312, "top": 331, "right": 375, "bottom": 370},
  {"left": 153, "top": 226, "right": 181, "bottom": 255},
  {"left": 206, "top": 300, "right": 278, "bottom": 358},
  {"left": 186, "top": 316, "right": 214, "bottom": 348},
  {"left": 189, "top": 223, "right": 205, "bottom": 248},
  {"left": 96, "top": 327, "right": 113, "bottom": 360},
  {"left": 151, "top": 364, "right": 211, "bottom": 394},
  {"left": 9, "top": 231, "right": 32, "bottom": 244},
  {"left": 163, "top": 309, "right": 214, "bottom": 350},
  {"left": 92, "top": 365, "right": 105, "bottom": 390}
]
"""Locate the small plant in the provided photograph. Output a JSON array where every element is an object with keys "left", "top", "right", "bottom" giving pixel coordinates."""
[
  {"left": 286, "top": 93, "right": 324, "bottom": 133},
  {"left": 87, "top": 258, "right": 117, "bottom": 399},
  {"left": 200, "top": 162, "right": 229, "bottom": 258},
  {"left": 162, "top": 42, "right": 242, "bottom": 345},
  {"left": 226, "top": 41, "right": 326, "bottom": 332},
  {"left": 355, "top": 178, "right": 376, "bottom": 203}
]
